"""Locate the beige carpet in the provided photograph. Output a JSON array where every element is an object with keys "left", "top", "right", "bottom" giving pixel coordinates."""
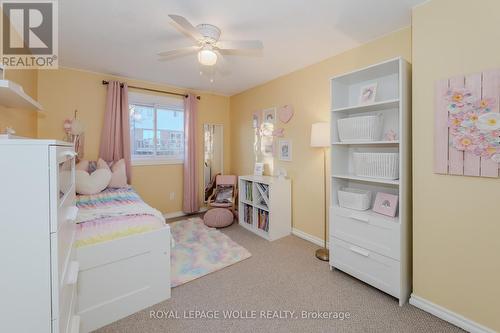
[{"left": 95, "top": 222, "right": 463, "bottom": 333}]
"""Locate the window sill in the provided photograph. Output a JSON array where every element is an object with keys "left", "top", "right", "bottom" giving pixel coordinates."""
[{"left": 132, "top": 159, "right": 184, "bottom": 166}]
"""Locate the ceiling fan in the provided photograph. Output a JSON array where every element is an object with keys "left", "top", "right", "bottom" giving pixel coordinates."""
[{"left": 158, "top": 15, "right": 263, "bottom": 67}]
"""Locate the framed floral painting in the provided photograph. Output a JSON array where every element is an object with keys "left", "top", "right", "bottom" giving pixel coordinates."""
[{"left": 435, "top": 69, "right": 500, "bottom": 177}]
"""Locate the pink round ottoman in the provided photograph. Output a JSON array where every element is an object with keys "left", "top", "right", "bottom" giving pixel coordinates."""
[{"left": 203, "top": 208, "right": 234, "bottom": 228}]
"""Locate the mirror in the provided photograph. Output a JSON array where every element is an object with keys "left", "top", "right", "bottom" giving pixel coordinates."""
[{"left": 204, "top": 124, "right": 224, "bottom": 202}]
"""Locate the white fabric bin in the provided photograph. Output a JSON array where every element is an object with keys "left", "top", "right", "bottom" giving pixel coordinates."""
[
  {"left": 337, "top": 114, "right": 383, "bottom": 142},
  {"left": 352, "top": 152, "right": 399, "bottom": 179},
  {"left": 338, "top": 187, "right": 372, "bottom": 211}
]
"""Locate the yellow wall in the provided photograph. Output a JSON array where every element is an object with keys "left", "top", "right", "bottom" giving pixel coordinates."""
[
  {"left": 0, "top": 69, "right": 38, "bottom": 137},
  {"left": 412, "top": 0, "right": 500, "bottom": 330},
  {"left": 37, "top": 68, "right": 230, "bottom": 213},
  {"left": 230, "top": 28, "right": 411, "bottom": 239}
]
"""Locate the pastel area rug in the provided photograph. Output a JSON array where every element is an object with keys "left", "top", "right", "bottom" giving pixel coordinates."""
[{"left": 170, "top": 217, "right": 251, "bottom": 287}]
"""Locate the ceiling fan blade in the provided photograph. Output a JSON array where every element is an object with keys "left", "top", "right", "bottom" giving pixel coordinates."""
[
  {"left": 214, "top": 49, "right": 228, "bottom": 66},
  {"left": 210, "top": 50, "right": 230, "bottom": 76},
  {"left": 157, "top": 46, "right": 200, "bottom": 61},
  {"left": 216, "top": 40, "right": 263, "bottom": 51},
  {"left": 168, "top": 14, "right": 203, "bottom": 41}
]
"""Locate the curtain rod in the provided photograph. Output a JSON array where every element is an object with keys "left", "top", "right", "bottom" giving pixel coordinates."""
[{"left": 101, "top": 80, "right": 200, "bottom": 100}]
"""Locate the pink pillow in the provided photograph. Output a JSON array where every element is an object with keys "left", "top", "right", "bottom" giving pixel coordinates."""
[
  {"left": 97, "top": 158, "right": 110, "bottom": 170},
  {"left": 109, "top": 159, "right": 128, "bottom": 188},
  {"left": 76, "top": 159, "right": 89, "bottom": 172}
]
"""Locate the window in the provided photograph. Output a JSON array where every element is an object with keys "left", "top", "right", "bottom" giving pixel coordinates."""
[{"left": 129, "top": 93, "right": 184, "bottom": 165}]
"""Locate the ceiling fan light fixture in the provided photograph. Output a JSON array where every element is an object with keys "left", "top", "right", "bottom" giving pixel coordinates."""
[{"left": 198, "top": 47, "right": 217, "bottom": 66}]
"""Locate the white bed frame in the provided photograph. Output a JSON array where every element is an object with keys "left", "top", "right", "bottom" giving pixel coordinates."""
[{"left": 76, "top": 225, "right": 171, "bottom": 333}]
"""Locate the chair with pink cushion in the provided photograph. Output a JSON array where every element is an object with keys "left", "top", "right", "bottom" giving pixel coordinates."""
[
  {"left": 207, "top": 175, "right": 238, "bottom": 211},
  {"left": 204, "top": 175, "right": 238, "bottom": 228}
]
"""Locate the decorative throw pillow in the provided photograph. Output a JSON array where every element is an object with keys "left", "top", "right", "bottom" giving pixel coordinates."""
[
  {"left": 76, "top": 159, "right": 89, "bottom": 172},
  {"left": 75, "top": 169, "right": 112, "bottom": 195},
  {"left": 97, "top": 158, "right": 110, "bottom": 170},
  {"left": 215, "top": 185, "right": 234, "bottom": 203},
  {"left": 109, "top": 159, "right": 128, "bottom": 188}
]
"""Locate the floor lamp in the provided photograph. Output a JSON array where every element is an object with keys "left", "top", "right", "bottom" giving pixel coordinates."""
[{"left": 310, "top": 122, "right": 330, "bottom": 261}]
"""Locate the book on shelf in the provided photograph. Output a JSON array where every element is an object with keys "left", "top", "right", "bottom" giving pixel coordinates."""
[
  {"left": 257, "top": 209, "right": 269, "bottom": 232},
  {"left": 244, "top": 181, "right": 253, "bottom": 201},
  {"left": 243, "top": 204, "right": 252, "bottom": 224}
]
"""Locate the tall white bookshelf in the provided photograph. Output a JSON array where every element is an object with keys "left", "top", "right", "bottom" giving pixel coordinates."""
[
  {"left": 238, "top": 175, "right": 291, "bottom": 241},
  {"left": 329, "top": 57, "right": 411, "bottom": 305}
]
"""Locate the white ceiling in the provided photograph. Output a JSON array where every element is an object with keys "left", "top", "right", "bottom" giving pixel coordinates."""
[{"left": 60, "top": 0, "right": 424, "bottom": 96}]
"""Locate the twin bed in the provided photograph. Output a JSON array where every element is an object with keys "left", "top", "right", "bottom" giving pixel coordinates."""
[{"left": 75, "top": 187, "right": 171, "bottom": 333}]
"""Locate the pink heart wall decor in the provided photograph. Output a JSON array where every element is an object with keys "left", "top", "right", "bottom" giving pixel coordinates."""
[{"left": 278, "top": 105, "right": 294, "bottom": 123}]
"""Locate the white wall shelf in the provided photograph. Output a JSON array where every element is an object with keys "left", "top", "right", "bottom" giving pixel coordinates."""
[
  {"left": 332, "top": 99, "right": 399, "bottom": 113},
  {"left": 331, "top": 205, "right": 399, "bottom": 224},
  {"left": 332, "top": 174, "right": 400, "bottom": 185},
  {"left": 238, "top": 175, "right": 291, "bottom": 241},
  {"left": 0, "top": 79, "right": 43, "bottom": 111},
  {"left": 332, "top": 141, "right": 399, "bottom": 146},
  {"left": 329, "top": 57, "right": 411, "bottom": 306}
]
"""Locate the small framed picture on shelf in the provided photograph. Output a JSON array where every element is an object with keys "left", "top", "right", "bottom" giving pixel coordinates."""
[
  {"left": 254, "top": 162, "right": 264, "bottom": 176},
  {"left": 262, "top": 107, "right": 276, "bottom": 125},
  {"left": 359, "top": 82, "right": 377, "bottom": 105},
  {"left": 373, "top": 192, "right": 398, "bottom": 217},
  {"left": 278, "top": 139, "right": 292, "bottom": 161}
]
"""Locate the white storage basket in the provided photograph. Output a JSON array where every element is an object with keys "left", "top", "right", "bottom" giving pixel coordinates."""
[
  {"left": 338, "top": 187, "right": 372, "bottom": 211},
  {"left": 337, "top": 114, "right": 383, "bottom": 142},
  {"left": 352, "top": 152, "right": 399, "bottom": 179}
]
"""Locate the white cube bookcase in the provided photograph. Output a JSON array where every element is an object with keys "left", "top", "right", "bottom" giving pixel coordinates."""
[
  {"left": 329, "top": 57, "right": 411, "bottom": 305},
  {"left": 238, "top": 175, "right": 291, "bottom": 241}
]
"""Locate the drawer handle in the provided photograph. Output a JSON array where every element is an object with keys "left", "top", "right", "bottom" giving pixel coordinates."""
[
  {"left": 66, "top": 206, "right": 79, "bottom": 223},
  {"left": 349, "top": 213, "right": 369, "bottom": 223},
  {"left": 349, "top": 246, "right": 370, "bottom": 257},
  {"left": 66, "top": 261, "right": 80, "bottom": 285}
]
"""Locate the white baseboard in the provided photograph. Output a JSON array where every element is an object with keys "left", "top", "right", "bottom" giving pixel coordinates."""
[
  {"left": 163, "top": 207, "right": 208, "bottom": 220},
  {"left": 292, "top": 228, "right": 329, "bottom": 248},
  {"left": 409, "top": 294, "right": 495, "bottom": 333}
]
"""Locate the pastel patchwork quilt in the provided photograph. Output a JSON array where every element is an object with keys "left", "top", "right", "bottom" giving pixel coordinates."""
[{"left": 75, "top": 187, "right": 165, "bottom": 247}]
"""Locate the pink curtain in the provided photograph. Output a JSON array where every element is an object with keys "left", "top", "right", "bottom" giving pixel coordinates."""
[
  {"left": 183, "top": 94, "right": 199, "bottom": 213},
  {"left": 99, "top": 81, "right": 132, "bottom": 183}
]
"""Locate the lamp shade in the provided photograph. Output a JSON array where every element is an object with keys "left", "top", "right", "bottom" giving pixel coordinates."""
[
  {"left": 198, "top": 48, "right": 217, "bottom": 66},
  {"left": 310, "top": 122, "right": 330, "bottom": 147}
]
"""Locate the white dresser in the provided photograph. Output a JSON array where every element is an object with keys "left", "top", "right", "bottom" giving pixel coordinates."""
[{"left": 0, "top": 137, "right": 80, "bottom": 333}]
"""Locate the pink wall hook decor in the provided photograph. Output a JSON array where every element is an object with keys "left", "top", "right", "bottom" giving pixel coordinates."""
[
  {"left": 272, "top": 128, "right": 284, "bottom": 137},
  {"left": 435, "top": 69, "right": 500, "bottom": 178},
  {"left": 278, "top": 105, "right": 294, "bottom": 123}
]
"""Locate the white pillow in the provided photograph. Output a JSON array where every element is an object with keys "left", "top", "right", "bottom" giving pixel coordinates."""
[{"left": 75, "top": 169, "right": 112, "bottom": 195}]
